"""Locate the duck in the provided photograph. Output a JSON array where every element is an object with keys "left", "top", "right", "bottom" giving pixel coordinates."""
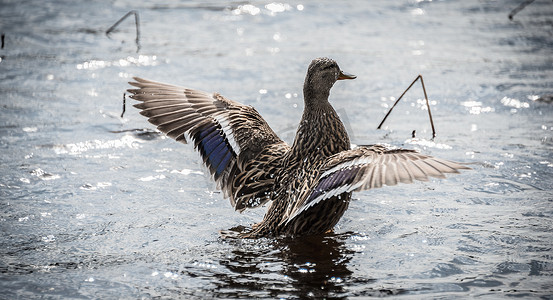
[{"left": 127, "top": 57, "right": 470, "bottom": 238}]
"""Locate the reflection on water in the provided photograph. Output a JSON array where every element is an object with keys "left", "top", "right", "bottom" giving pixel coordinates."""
[{"left": 199, "top": 233, "right": 403, "bottom": 298}]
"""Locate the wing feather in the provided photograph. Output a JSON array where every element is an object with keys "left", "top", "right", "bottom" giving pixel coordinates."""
[
  {"left": 285, "top": 145, "right": 470, "bottom": 223},
  {"left": 128, "top": 77, "right": 290, "bottom": 211}
]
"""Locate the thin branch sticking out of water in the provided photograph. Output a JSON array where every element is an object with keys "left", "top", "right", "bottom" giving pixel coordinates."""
[
  {"left": 1, "top": 33, "right": 4, "bottom": 49},
  {"left": 508, "top": 0, "right": 535, "bottom": 20},
  {"left": 121, "top": 93, "right": 126, "bottom": 118},
  {"left": 106, "top": 10, "right": 141, "bottom": 53},
  {"left": 377, "top": 74, "right": 436, "bottom": 139}
]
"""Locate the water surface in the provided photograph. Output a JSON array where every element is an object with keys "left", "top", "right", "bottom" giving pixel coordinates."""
[{"left": 1, "top": 0, "right": 552, "bottom": 298}]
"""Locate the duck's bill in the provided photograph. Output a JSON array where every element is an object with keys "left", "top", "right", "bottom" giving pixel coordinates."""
[{"left": 338, "top": 71, "right": 356, "bottom": 80}]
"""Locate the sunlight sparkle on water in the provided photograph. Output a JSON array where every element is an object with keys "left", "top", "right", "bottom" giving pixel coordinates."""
[
  {"left": 414, "top": 98, "right": 436, "bottom": 110},
  {"left": 233, "top": 3, "right": 300, "bottom": 16},
  {"left": 411, "top": 8, "right": 425, "bottom": 15},
  {"left": 22, "top": 127, "right": 37, "bottom": 132},
  {"left": 54, "top": 135, "right": 142, "bottom": 155},
  {"left": 76, "top": 56, "right": 158, "bottom": 70},
  {"left": 170, "top": 169, "right": 204, "bottom": 176},
  {"left": 329, "top": 277, "right": 343, "bottom": 283},
  {"left": 405, "top": 138, "right": 452, "bottom": 150},
  {"left": 528, "top": 95, "right": 540, "bottom": 101},
  {"left": 539, "top": 161, "right": 553, "bottom": 167},
  {"left": 501, "top": 96, "right": 529, "bottom": 109},
  {"left": 75, "top": 214, "right": 87, "bottom": 219},
  {"left": 41, "top": 235, "right": 55, "bottom": 243},
  {"left": 461, "top": 100, "right": 495, "bottom": 115},
  {"left": 265, "top": 3, "right": 292, "bottom": 15},
  {"left": 31, "top": 168, "right": 60, "bottom": 181},
  {"left": 164, "top": 272, "right": 178, "bottom": 279},
  {"left": 80, "top": 182, "right": 113, "bottom": 190},
  {"left": 138, "top": 175, "right": 166, "bottom": 182},
  {"left": 233, "top": 4, "right": 261, "bottom": 15}
]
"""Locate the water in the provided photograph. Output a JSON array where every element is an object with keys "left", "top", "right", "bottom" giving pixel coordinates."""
[{"left": 1, "top": 0, "right": 552, "bottom": 298}]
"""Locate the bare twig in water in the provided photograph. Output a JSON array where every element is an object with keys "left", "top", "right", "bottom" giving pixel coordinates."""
[
  {"left": 377, "top": 74, "right": 436, "bottom": 139},
  {"left": 1, "top": 33, "right": 4, "bottom": 49},
  {"left": 508, "top": 0, "right": 535, "bottom": 20},
  {"left": 106, "top": 10, "right": 141, "bottom": 53},
  {"left": 121, "top": 93, "right": 126, "bottom": 118}
]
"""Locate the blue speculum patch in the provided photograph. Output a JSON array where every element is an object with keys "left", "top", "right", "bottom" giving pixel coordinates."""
[
  {"left": 308, "top": 167, "right": 359, "bottom": 202},
  {"left": 196, "top": 122, "right": 235, "bottom": 177}
]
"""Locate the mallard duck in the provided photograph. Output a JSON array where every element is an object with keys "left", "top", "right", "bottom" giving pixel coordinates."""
[{"left": 128, "top": 57, "right": 469, "bottom": 238}]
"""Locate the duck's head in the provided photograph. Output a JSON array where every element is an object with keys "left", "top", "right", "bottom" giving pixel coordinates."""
[{"left": 303, "top": 57, "right": 356, "bottom": 104}]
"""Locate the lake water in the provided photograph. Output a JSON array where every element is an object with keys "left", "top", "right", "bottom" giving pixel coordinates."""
[{"left": 1, "top": 0, "right": 552, "bottom": 298}]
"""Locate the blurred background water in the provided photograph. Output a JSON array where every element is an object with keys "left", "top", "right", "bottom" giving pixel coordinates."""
[{"left": 1, "top": 0, "right": 552, "bottom": 298}]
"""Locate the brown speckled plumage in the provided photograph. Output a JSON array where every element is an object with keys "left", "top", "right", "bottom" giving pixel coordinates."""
[{"left": 127, "top": 57, "right": 470, "bottom": 238}]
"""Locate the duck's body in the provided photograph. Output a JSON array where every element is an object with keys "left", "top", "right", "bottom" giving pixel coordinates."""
[
  {"left": 128, "top": 58, "right": 469, "bottom": 238},
  {"left": 250, "top": 95, "right": 352, "bottom": 237}
]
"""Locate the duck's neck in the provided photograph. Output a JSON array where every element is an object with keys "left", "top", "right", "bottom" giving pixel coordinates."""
[
  {"left": 303, "top": 82, "right": 330, "bottom": 108},
  {"left": 290, "top": 99, "right": 350, "bottom": 164}
]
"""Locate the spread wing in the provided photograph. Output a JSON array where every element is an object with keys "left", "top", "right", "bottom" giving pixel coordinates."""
[
  {"left": 128, "top": 77, "right": 290, "bottom": 211},
  {"left": 285, "top": 144, "right": 470, "bottom": 223}
]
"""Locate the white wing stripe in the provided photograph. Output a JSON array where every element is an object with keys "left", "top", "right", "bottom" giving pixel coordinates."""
[
  {"left": 285, "top": 184, "right": 353, "bottom": 225},
  {"left": 213, "top": 114, "right": 241, "bottom": 156}
]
